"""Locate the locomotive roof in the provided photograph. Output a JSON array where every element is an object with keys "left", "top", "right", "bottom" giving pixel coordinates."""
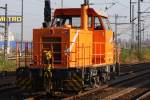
[{"left": 54, "top": 8, "right": 108, "bottom": 18}]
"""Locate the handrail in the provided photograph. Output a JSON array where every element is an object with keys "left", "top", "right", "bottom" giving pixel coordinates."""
[{"left": 16, "top": 41, "right": 115, "bottom": 68}]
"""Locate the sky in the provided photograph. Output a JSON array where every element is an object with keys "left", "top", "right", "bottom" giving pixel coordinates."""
[{"left": 0, "top": 0, "right": 150, "bottom": 41}]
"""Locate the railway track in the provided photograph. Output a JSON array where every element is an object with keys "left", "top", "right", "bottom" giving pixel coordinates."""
[
  {"left": 0, "top": 72, "right": 23, "bottom": 100},
  {"left": 102, "top": 73, "right": 150, "bottom": 100},
  {"left": 63, "top": 63, "right": 150, "bottom": 100},
  {"left": 119, "top": 62, "right": 150, "bottom": 76},
  {"left": 0, "top": 72, "right": 16, "bottom": 91},
  {"left": 136, "top": 91, "right": 150, "bottom": 100},
  {"left": 0, "top": 63, "right": 150, "bottom": 100}
]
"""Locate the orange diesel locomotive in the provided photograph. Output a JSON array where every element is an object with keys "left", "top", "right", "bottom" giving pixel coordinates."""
[{"left": 17, "top": 0, "right": 116, "bottom": 93}]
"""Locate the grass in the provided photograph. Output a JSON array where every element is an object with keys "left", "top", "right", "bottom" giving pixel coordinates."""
[
  {"left": 120, "top": 47, "right": 150, "bottom": 64},
  {"left": 0, "top": 54, "right": 16, "bottom": 71},
  {"left": 142, "top": 47, "right": 150, "bottom": 61}
]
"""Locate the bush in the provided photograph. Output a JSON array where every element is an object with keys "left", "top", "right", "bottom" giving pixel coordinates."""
[
  {"left": 120, "top": 47, "right": 150, "bottom": 64},
  {"left": 121, "top": 48, "right": 127, "bottom": 63},
  {"left": 0, "top": 53, "right": 16, "bottom": 71}
]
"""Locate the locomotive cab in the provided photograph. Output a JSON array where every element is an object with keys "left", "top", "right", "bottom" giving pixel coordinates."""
[{"left": 32, "top": 7, "right": 114, "bottom": 68}]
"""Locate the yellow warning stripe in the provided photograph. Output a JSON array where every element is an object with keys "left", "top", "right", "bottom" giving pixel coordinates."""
[
  {"left": 25, "top": 80, "right": 32, "bottom": 91},
  {"left": 63, "top": 73, "right": 83, "bottom": 91},
  {"left": 64, "top": 80, "right": 82, "bottom": 91},
  {"left": 17, "top": 78, "right": 32, "bottom": 91},
  {"left": 18, "top": 79, "right": 27, "bottom": 86},
  {"left": 67, "top": 81, "right": 78, "bottom": 91}
]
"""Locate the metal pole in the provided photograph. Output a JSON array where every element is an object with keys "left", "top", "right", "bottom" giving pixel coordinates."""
[
  {"left": 130, "top": 0, "right": 132, "bottom": 22},
  {"left": 131, "top": 5, "right": 135, "bottom": 49},
  {"left": 137, "top": 0, "right": 141, "bottom": 60},
  {"left": 147, "top": 33, "right": 148, "bottom": 41},
  {"left": 61, "top": 0, "right": 63, "bottom": 8},
  {"left": 142, "top": 22, "right": 144, "bottom": 42},
  {"left": 4, "top": 4, "right": 8, "bottom": 60},
  {"left": 21, "top": 0, "right": 24, "bottom": 54},
  {"left": 25, "top": 42, "right": 28, "bottom": 67},
  {"left": 16, "top": 42, "right": 20, "bottom": 67},
  {"left": 115, "top": 14, "right": 120, "bottom": 75},
  {"left": 115, "top": 14, "right": 118, "bottom": 46}
]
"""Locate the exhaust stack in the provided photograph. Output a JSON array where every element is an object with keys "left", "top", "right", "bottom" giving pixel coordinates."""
[
  {"left": 84, "top": 0, "right": 89, "bottom": 5},
  {"left": 43, "top": 0, "right": 51, "bottom": 28},
  {"left": 81, "top": 0, "right": 89, "bottom": 30}
]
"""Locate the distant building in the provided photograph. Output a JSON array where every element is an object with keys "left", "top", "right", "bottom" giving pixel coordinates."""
[{"left": 0, "top": 31, "right": 16, "bottom": 54}]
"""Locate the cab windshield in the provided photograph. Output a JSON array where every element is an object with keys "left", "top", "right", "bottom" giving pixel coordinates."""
[{"left": 52, "top": 16, "right": 81, "bottom": 28}]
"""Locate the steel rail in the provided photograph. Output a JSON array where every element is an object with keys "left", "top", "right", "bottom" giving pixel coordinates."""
[
  {"left": 103, "top": 79, "right": 150, "bottom": 100},
  {"left": 63, "top": 68, "right": 150, "bottom": 100},
  {"left": 136, "top": 91, "right": 150, "bottom": 100}
]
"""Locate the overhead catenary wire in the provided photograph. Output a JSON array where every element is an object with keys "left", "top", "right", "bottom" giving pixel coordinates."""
[{"left": 112, "top": 0, "right": 129, "bottom": 8}]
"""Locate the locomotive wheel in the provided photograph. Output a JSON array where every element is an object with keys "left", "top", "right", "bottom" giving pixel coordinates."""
[
  {"left": 91, "top": 76, "right": 100, "bottom": 88},
  {"left": 110, "top": 65, "right": 116, "bottom": 79},
  {"left": 98, "top": 76, "right": 102, "bottom": 86},
  {"left": 95, "top": 76, "right": 100, "bottom": 87},
  {"left": 101, "top": 73, "right": 107, "bottom": 84}
]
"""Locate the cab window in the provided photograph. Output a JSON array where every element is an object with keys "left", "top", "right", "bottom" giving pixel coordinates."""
[
  {"left": 88, "top": 17, "right": 92, "bottom": 28},
  {"left": 102, "top": 17, "right": 111, "bottom": 30},
  {"left": 52, "top": 16, "right": 81, "bottom": 28},
  {"left": 52, "top": 16, "right": 71, "bottom": 27},
  {"left": 72, "top": 17, "right": 80, "bottom": 28},
  {"left": 94, "top": 17, "right": 103, "bottom": 30}
]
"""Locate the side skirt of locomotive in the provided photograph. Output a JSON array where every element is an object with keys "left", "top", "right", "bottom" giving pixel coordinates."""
[{"left": 16, "top": 64, "right": 116, "bottom": 94}]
